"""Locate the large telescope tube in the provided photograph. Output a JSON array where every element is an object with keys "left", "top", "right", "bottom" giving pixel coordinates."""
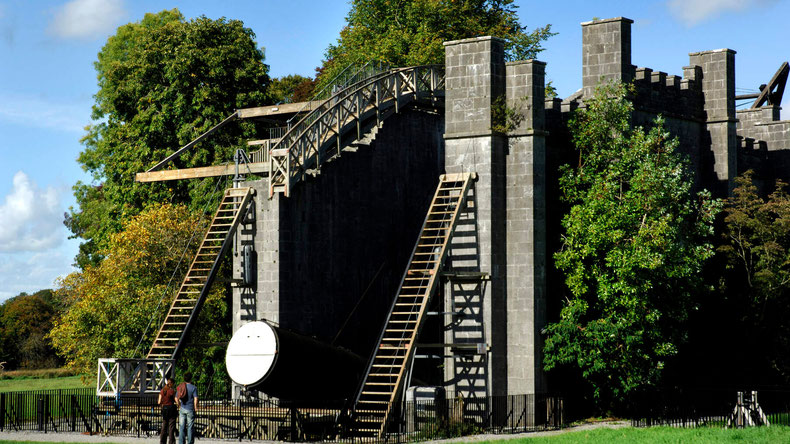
[{"left": 226, "top": 321, "right": 364, "bottom": 402}]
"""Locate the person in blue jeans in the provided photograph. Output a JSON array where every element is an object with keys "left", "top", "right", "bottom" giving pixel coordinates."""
[{"left": 176, "top": 372, "right": 199, "bottom": 444}]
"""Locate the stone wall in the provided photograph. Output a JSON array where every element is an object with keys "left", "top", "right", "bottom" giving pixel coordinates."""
[
  {"left": 581, "top": 17, "right": 634, "bottom": 98},
  {"left": 233, "top": 107, "right": 444, "bottom": 361},
  {"left": 442, "top": 36, "right": 548, "bottom": 397}
]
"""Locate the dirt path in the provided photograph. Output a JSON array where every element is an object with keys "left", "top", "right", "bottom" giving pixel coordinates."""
[{"left": 0, "top": 420, "right": 630, "bottom": 443}]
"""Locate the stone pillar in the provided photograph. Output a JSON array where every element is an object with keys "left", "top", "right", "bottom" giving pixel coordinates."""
[
  {"left": 581, "top": 17, "right": 635, "bottom": 98},
  {"left": 232, "top": 180, "right": 284, "bottom": 332},
  {"left": 689, "top": 49, "right": 737, "bottom": 195},
  {"left": 231, "top": 180, "right": 283, "bottom": 400},
  {"left": 443, "top": 36, "right": 508, "bottom": 397},
  {"left": 505, "top": 60, "right": 547, "bottom": 395}
]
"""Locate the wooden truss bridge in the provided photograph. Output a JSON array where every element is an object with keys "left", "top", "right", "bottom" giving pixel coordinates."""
[{"left": 135, "top": 65, "right": 445, "bottom": 194}]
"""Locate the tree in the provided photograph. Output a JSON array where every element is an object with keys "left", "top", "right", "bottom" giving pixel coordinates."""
[
  {"left": 269, "top": 74, "right": 316, "bottom": 104},
  {"left": 50, "top": 203, "right": 228, "bottom": 374},
  {"left": 543, "top": 82, "right": 719, "bottom": 410},
  {"left": 717, "top": 171, "right": 790, "bottom": 382},
  {"left": 67, "top": 10, "right": 270, "bottom": 268},
  {"left": 0, "top": 291, "right": 60, "bottom": 369},
  {"left": 317, "top": 0, "right": 554, "bottom": 90}
]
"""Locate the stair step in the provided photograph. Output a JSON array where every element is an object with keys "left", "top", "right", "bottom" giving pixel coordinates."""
[{"left": 351, "top": 173, "right": 472, "bottom": 436}]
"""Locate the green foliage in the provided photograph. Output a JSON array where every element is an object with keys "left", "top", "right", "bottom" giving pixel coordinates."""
[
  {"left": 490, "top": 95, "right": 527, "bottom": 134},
  {"left": 67, "top": 9, "right": 270, "bottom": 268},
  {"left": 50, "top": 203, "right": 228, "bottom": 374},
  {"left": 718, "top": 172, "right": 790, "bottom": 380},
  {"left": 543, "top": 82, "right": 719, "bottom": 410},
  {"left": 317, "top": 0, "right": 554, "bottom": 91},
  {"left": 0, "top": 290, "right": 63, "bottom": 369},
  {"left": 269, "top": 74, "right": 316, "bottom": 104}
]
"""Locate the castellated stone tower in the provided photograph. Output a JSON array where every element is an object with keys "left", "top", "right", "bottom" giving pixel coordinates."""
[{"left": 443, "top": 36, "right": 547, "bottom": 397}]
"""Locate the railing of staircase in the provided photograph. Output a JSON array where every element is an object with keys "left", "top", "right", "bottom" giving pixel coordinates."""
[
  {"left": 286, "top": 60, "right": 391, "bottom": 130},
  {"left": 268, "top": 64, "right": 445, "bottom": 197}
]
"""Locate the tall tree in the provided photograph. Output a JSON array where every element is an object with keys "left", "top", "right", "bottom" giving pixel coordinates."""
[
  {"left": 543, "top": 83, "right": 719, "bottom": 411},
  {"left": 269, "top": 74, "right": 316, "bottom": 104},
  {"left": 50, "top": 203, "right": 227, "bottom": 374},
  {"left": 717, "top": 172, "right": 790, "bottom": 382},
  {"left": 67, "top": 10, "right": 270, "bottom": 268},
  {"left": 0, "top": 291, "right": 60, "bottom": 369},
  {"left": 317, "top": 0, "right": 554, "bottom": 90}
]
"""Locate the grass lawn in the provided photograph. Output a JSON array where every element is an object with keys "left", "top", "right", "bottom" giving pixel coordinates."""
[
  {"left": 0, "top": 375, "right": 91, "bottom": 392},
  {"left": 483, "top": 425, "right": 790, "bottom": 443}
]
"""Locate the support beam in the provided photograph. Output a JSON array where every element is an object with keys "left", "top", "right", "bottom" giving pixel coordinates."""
[
  {"left": 237, "top": 101, "right": 323, "bottom": 119},
  {"left": 135, "top": 162, "right": 269, "bottom": 182}
]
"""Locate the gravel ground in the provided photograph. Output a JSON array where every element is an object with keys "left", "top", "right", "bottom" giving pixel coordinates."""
[{"left": 0, "top": 420, "right": 630, "bottom": 443}]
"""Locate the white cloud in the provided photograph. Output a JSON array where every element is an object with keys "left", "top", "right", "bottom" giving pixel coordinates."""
[
  {"left": 49, "top": 0, "right": 126, "bottom": 40},
  {"left": 0, "top": 92, "right": 88, "bottom": 133},
  {"left": 0, "top": 250, "right": 75, "bottom": 301},
  {"left": 668, "top": 0, "right": 778, "bottom": 26},
  {"left": 0, "top": 171, "right": 64, "bottom": 253}
]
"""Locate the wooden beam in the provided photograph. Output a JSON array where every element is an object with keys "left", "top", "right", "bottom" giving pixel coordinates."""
[
  {"left": 135, "top": 162, "right": 269, "bottom": 183},
  {"left": 752, "top": 61, "right": 789, "bottom": 109},
  {"left": 237, "top": 101, "right": 323, "bottom": 119}
]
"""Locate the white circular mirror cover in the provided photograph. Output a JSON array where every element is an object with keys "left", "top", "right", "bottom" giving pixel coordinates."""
[{"left": 225, "top": 321, "right": 277, "bottom": 386}]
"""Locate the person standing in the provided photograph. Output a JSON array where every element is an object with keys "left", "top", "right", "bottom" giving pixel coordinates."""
[
  {"left": 176, "top": 373, "right": 198, "bottom": 444},
  {"left": 158, "top": 376, "right": 177, "bottom": 444}
]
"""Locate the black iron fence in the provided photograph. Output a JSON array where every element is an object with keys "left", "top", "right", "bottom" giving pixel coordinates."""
[
  {"left": 0, "top": 388, "right": 564, "bottom": 441},
  {"left": 630, "top": 388, "right": 790, "bottom": 428}
]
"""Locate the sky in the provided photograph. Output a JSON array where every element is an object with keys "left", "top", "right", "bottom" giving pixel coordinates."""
[{"left": 0, "top": 0, "right": 788, "bottom": 301}]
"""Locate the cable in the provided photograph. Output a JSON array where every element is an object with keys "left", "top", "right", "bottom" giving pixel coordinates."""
[
  {"left": 131, "top": 167, "right": 231, "bottom": 359},
  {"left": 331, "top": 262, "right": 387, "bottom": 346}
]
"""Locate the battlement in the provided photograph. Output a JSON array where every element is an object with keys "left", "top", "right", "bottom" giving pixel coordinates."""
[
  {"left": 737, "top": 106, "right": 782, "bottom": 130},
  {"left": 632, "top": 66, "right": 704, "bottom": 120}
]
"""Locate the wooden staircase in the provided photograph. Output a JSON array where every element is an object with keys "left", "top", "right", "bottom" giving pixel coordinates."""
[
  {"left": 349, "top": 173, "right": 475, "bottom": 439},
  {"left": 147, "top": 187, "right": 255, "bottom": 360}
]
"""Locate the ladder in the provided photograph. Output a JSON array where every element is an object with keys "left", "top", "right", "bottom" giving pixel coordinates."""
[
  {"left": 147, "top": 187, "right": 255, "bottom": 360},
  {"left": 350, "top": 172, "right": 474, "bottom": 439}
]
